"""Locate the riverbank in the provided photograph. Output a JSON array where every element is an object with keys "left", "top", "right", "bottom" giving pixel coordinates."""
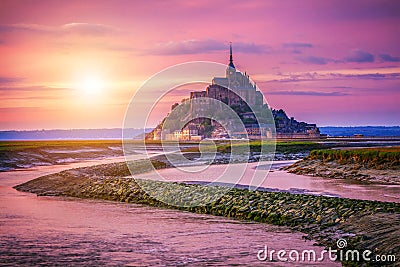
[
  {"left": 286, "top": 147, "right": 400, "bottom": 185},
  {"left": 14, "top": 160, "right": 400, "bottom": 266}
]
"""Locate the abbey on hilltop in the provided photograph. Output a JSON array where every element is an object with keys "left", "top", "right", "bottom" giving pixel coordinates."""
[{"left": 147, "top": 44, "right": 321, "bottom": 141}]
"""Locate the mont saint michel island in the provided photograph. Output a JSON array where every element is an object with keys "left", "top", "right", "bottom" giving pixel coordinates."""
[{"left": 147, "top": 45, "right": 321, "bottom": 141}]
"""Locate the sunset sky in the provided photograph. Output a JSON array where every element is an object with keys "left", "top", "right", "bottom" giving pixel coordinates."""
[{"left": 1, "top": 0, "right": 399, "bottom": 130}]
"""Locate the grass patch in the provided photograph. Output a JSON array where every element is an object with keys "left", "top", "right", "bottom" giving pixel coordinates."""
[
  {"left": 214, "top": 140, "right": 331, "bottom": 154},
  {"left": 0, "top": 140, "right": 123, "bottom": 152},
  {"left": 308, "top": 147, "right": 400, "bottom": 169}
]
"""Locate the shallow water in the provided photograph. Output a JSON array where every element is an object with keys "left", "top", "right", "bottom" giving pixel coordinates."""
[
  {"left": 0, "top": 160, "right": 339, "bottom": 266},
  {"left": 136, "top": 161, "right": 400, "bottom": 203}
]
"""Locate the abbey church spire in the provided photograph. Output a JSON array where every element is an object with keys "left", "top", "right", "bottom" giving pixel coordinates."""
[{"left": 228, "top": 42, "right": 235, "bottom": 69}]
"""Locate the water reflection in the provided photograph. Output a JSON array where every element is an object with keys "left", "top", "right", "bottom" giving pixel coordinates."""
[
  {"left": 0, "top": 161, "right": 338, "bottom": 266},
  {"left": 136, "top": 161, "right": 400, "bottom": 203}
]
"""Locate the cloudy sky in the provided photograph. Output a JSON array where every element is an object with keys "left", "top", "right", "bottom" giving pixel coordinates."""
[{"left": 0, "top": 0, "right": 399, "bottom": 130}]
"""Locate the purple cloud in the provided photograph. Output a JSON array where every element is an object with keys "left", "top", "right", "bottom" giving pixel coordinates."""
[
  {"left": 283, "top": 42, "right": 313, "bottom": 54},
  {"left": 267, "top": 90, "right": 348, "bottom": 96},
  {"left": 151, "top": 39, "right": 267, "bottom": 55},
  {"left": 234, "top": 42, "right": 269, "bottom": 53},
  {"left": 61, "top": 23, "right": 118, "bottom": 36},
  {"left": 0, "top": 23, "right": 119, "bottom": 36},
  {"left": 298, "top": 56, "right": 329, "bottom": 65},
  {"left": 379, "top": 54, "right": 400, "bottom": 62},
  {"left": 0, "top": 24, "right": 53, "bottom": 34},
  {"left": 324, "top": 1, "right": 400, "bottom": 21},
  {"left": 283, "top": 42, "right": 313, "bottom": 49},
  {"left": 333, "top": 73, "right": 400, "bottom": 80},
  {"left": 263, "top": 71, "right": 400, "bottom": 84},
  {"left": 0, "top": 76, "right": 24, "bottom": 84},
  {"left": 0, "top": 85, "right": 70, "bottom": 93},
  {"left": 345, "top": 50, "right": 374, "bottom": 63}
]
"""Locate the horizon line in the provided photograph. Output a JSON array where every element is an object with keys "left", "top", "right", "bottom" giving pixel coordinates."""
[{"left": 1, "top": 125, "right": 400, "bottom": 132}]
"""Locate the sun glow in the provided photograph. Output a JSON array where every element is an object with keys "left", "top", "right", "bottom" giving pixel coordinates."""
[{"left": 81, "top": 76, "right": 103, "bottom": 94}]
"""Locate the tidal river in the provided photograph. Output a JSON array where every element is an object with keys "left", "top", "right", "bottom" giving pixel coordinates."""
[
  {"left": 137, "top": 160, "right": 400, "bottom": 203},
  {"left": 0, "top": 158, "right": 339, "bottom": 266}
]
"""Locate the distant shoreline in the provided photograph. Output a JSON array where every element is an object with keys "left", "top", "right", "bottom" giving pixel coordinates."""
[
  {"left": 2, "top": 136, "right": 400, "bottom": 142},
  {"left": 1, "top": 126, "right": 400, "bottom": 140}
]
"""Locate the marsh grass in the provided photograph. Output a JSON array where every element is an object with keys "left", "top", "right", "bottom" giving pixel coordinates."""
[
  {"left": 214, "top": 140, "right": 330, "bottom": 154},
  {"left": 309, "top": 147, "right": 400, "bottom": 170},
  {"left": 0, "top": 140, "right": 123, "bottom": 152}
]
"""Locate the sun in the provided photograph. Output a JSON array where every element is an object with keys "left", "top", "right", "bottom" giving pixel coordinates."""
[{"left": 82, "top": 76, "right": 103, "bottom": 94}]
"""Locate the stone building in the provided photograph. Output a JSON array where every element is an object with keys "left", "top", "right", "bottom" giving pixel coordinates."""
[
  {"left": 190, "top": 44, "right": 263, "bottom": 111},
  {"left": 146, "top": 44, "right": 321, "bottom": 141}
]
